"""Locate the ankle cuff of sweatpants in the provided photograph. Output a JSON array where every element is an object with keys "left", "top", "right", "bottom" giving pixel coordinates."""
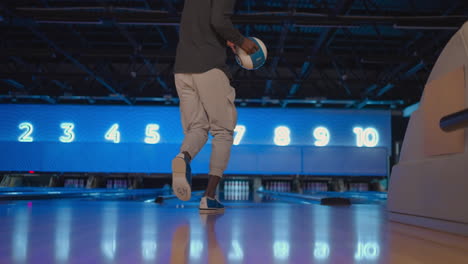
[{"left": 209, "top": 169, "right": 223, "bottom": 178}]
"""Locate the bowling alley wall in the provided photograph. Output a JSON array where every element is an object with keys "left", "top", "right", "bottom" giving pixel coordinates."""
[{"left": 0, "top": 104, "right": 391, "bottom": 177}]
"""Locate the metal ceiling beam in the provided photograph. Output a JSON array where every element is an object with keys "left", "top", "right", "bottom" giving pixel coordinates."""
[
  {"left": 368, "top": 2, "right": 463, "bottom": 100},
  {"left": 287, "top": 0, "right": 355, "bottom": 98},
  {"left": 114, "top": 22, "right": 170, "bottom": 92},
  {"left": 7, "top": 8, "right": 467, "bottom": 28},
  {"left": 264, "top": 0, "right": 298, "bottom": 96},
  {"left": 0, "top": 94, "right": 406, "bottom": 108},
  {"left": 1, "top": 79, "right": 25, "bottom": 90},
  {"left": 23, "top": 22, "right": 132, "bottom": 105}
]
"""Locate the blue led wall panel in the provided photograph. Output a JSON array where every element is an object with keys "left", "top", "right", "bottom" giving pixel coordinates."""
[{"left": 0, "top": 104, "right": 391, "bottom": 175}]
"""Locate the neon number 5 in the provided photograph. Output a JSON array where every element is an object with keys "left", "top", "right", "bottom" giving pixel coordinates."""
[
  {"left": 105, "top": 124, "right": 120, "bottom": 143},
  {"left": 60, "top": 123, "right": 75, "bottom": 143},
  {"left": 313, "top": 127, "right": 330, "bottom": 147},
  {"left": 233, "top": 125, "right": 246, "bottom": 145},
  {"left": 145, "top": 124, "right": 161, "bottom": 144},
  {"left": 274, "top": 126, "right": 291, "bottom": 146},
  {"left": 353, "top": 127, "right": 379, "bottom": 147},
  {"left": 18, "top": 122, "right": 34, "bottom": 142}
]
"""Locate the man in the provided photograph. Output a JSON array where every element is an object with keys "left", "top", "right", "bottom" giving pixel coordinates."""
[{"left": 172, "top": 0, "right": 258, "bottom": 213}]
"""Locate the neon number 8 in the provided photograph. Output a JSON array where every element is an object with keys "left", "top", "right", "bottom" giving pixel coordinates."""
[
  {"left": 145, "top": 124, "right": 161, "bottom": 144},
  {"left": 274, "top": 126, "right": 291, "bottom": 146},
  {"left": 18, "top": 122, "right": 34, "bottom": 142},
  {"left": 233, "top": 125, "right": 246, "bottom": 145}
]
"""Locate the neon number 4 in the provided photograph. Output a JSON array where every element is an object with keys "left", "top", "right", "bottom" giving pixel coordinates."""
[
  {"left": 274, "top": 126, "right": 291, "bottom": 146},
  {"left": 18, "top": 122, "right": 34, "bottom": 142},
  {"left": 233, "top": 125, "right": 246, "bottom": 145},
  {"left": 145, "top": 124, "right": 161, "bottom": 144},
  {"left": 105, "top": 124, "right": 120, "bottom": 143},
  {"left": 60, "top": 123, "right": 75, "bottom": 143},
  {"left": 313, "top": 127, "right": 330, "bottom": 147},
  {"left": 353, "top": 127, "right": 379, "bottom": 147}
]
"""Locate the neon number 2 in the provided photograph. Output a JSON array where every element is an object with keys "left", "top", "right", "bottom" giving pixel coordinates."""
[
  {"left": 60, "top": 123, "right": 75, "bottom": 143},
  {"left": 233, "top": 125, "right": 246, "bottom": 145},
  {"left": 145, "top": 124, "right": 161, "bottom": 144},
  {"left": 105, "top": 124, "right": 120, "bottom": 143},
  {"left": 18, "top": 122, "right": 34, "bottom": 142}
]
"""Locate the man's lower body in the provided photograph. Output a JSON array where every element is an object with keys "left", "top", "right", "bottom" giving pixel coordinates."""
[{"left": 172, "top": 68, "right": 237, "bottom": 213}]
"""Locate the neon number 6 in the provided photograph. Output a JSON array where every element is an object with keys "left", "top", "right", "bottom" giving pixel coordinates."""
[
  {"left": 18, "top": 122, "right": 34, "bottom": 142},
  {"left": 60, "top": 123, "right": 75, "bottom": 143},
  {"left": 145, "top": 124, "right": 161, "bottom": 144},
  {"left": 233, "top": 125, "right": 246, "bottom": 145}
]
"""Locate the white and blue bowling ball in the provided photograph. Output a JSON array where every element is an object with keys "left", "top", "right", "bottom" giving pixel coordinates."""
[{"left": 235, "top": 37, "right": 267, "bottom": 70}]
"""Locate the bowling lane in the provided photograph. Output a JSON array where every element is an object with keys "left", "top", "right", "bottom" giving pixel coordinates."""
[{"left": 1, "top": 190, "right": 468, "bottom": 263}]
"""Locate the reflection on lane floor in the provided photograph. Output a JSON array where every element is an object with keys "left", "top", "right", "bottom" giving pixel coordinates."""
[{"left": 1, "top": 198, "right": 468, "bottom": 263}]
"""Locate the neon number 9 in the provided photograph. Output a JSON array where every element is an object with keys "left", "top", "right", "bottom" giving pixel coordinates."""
[
  {"left": 18, "top": 122, "right": 34, "bottom": 142},
  {"left": 145, "top": 124, "right": 161, "bottom": 144},
  {"left": 353, "top": 127, "right": 379, "bottom": 147},
  {"left": 105, "top": 124, "right": 120, "bottom": 143},
  {"left": 233, "top": 125, "right": 246, "bottom": 145},
  {"left": 313, "top": 127, "right": 330, "bottom": 147},
  {"left": 274, "top": 126, "right": 291, "bottom": 146},
  {"left": 60, "top": 123, "right": 75, "bottom": 143}
]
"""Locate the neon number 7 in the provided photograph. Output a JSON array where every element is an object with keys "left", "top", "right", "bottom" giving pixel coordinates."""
[{"left": 233, "top": 125, "right": 246, "bottom": 145}]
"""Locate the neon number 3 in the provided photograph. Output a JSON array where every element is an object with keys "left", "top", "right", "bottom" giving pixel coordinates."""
[
  {"left": 274, "top": 126, "right": 291, "bottom": 146},
  {"left": 18, "top": 122, "right": 34, "bottom": 142},
  {"left": 233, "top": 125, "right": 246, "bottom": 145},
  {"left": 60, "top": 123, "right": 75, "bottom": 143},
  {"left": 353, "top": 127, "right": 379, "bottom": 147},
  {"left": 313, "top": 127, "right": 330, "bottom": 147},
  {"left": 145, "top": 124, "right": 161, "bottom": 144},
  {"left": 105, "top": 124, "right": 120, "bottom": 143}
]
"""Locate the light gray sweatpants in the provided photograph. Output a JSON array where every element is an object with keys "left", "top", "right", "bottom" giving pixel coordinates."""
[{"left": 175, "top": 68, "right": 237, "bottom": 177}]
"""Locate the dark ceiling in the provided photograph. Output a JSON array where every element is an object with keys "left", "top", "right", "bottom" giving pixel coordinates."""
[{"left": 0, "top": 0, "right": 467, "bottom": 109}]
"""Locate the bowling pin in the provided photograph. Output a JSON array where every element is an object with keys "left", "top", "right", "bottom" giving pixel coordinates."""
[{"left": 224, "top": 181, "right": 228, "bottom": 200}]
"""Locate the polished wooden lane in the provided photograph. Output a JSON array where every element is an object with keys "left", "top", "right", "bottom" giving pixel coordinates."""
[{"left": 0, "top": 197, "right": 467, "bottom": 263}]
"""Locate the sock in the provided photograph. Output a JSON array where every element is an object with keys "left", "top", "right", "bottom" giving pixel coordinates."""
[
  {"left": 204, "top": 174, "right": 221, "bottom": 198},
  {"left": 182, "top": 151, "right": 192, "bottom": 162}
]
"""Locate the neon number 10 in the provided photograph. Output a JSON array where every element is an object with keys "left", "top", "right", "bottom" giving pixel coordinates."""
[
  {"left": 313, "top": 127, "right": 330, "bottom": 147},
  {"left": 18, "top": 122, "right": 34, "bottom": 142},
  {"left": 353, "top": 127, "right": 379, "bottom": 147},
  {"left": 105, "top": 124, "right": 120, "bottom": 143},
  {"left": 145, "top": 124, "right": 161, "bottom": 144},
  {"left": 233, "top": 125, "right": 246, "bottom": 145}
]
